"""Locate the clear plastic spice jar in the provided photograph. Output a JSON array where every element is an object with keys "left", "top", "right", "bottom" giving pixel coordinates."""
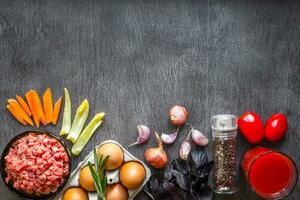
[{"left": 211, "top": 114, "right": 237, "bottom": 194}]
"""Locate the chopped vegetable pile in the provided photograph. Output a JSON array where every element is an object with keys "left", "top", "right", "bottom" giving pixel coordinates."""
[
  {"left": 6, "top": 88, "right": 62, "bottom": 128},
  {"left": 6, "top": 87, "right": 105, "bottom": 156},
  {"left": 59, "top": 88, "right": 106, "bottom": 155},
  {"left": 72, "top": 112, "right": 105, "bottom": 156}
]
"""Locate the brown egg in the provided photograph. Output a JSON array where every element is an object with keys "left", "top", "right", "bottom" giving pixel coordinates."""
[
  {"left": 119, "top": 161, "right": 146, "bottom": 190},
  {"left": 106, "top": 184, "right": 128, "bottom": 200},
  {"left": 63, "top": 187, "right": 88, "bottom": 200},
  {"left": 97, "top": 143, "right": 124, "bottom": 170},
  {"left": 79, "top": 165, "right": 95, "bottom": 191}
]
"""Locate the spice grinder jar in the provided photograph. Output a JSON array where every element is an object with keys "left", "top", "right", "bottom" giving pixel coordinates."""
[
  {"left": 211, "top": 114, "right": 238, "bottom": 194},
  {"left": 241, "top": 146, "right": 297, "bottom": 199}
]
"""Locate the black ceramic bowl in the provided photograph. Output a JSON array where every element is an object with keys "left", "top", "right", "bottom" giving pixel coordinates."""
[{"left": 0, "top": 130, "right": 71, "bottom": 200}]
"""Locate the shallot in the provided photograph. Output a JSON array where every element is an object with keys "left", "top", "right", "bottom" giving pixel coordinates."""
[
  {"left": 161, "top": 127, "right": 179, "bottom": 144},
  {"left": 129, "top": 125, "right": 150, "bottom": 147},
  {"left": 191, "top": 129, "right": 209, "bottom": 146},
  {"left": 169, "top": 105, "right": 189, "bottom": 126},
  {"left": 144, "top": 132, "right": 168, "bottom": 169}
]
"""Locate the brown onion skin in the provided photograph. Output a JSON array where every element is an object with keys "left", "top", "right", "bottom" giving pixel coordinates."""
[
  {"left": 144, "top": 148, "right": 168, "bottom": 169},
  {"left": 144, "top": 132, "right": 168, "bottom": 169},
  {"left": 169, "top": 105, "right": 189, "bottom": 126}
]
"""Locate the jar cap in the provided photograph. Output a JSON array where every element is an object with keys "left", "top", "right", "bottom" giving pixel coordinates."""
[{"left": 211, "top": 114, "right": 237, "bottom": 131}]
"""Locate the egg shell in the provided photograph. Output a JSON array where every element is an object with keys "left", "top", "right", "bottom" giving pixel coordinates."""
[
  {"left": 119, "top": 161, "right": 146, "bottom": 190},
  {"left": 62, "top": 187, "right": 88, "bottom": 200},
  {"left": 106, "top": 184, "right": 128, "bottom": 200},
  {"left": 79, "top": 166, "right": 95, "bottom": 191},
  {"left": 97, "top": 143, "right": 124, "bottom": 170}
]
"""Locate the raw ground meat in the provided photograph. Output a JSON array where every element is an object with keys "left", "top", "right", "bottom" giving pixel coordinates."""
[{"left": 4, "top": 133, "right": 70, "bottom": 196}]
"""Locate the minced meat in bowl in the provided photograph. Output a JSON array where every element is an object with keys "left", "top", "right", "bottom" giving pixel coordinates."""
[{"left": 1, "top": 131, "right": 71, "bottom": 199}]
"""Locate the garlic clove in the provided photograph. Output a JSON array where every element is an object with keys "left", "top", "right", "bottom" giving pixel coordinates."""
[
  {"left": 128, "top": 125, "right": 150, "bottom": 147},
  {"left": 179, "top": 139, "right": 192, "bottom": 160},
  {"left": 191, "top": 129, "right": 209, "bottom": 146},
  {"left": 137, "top": 125, "right": 150, "bottom": 143},
  {"left": 161, "top": 132, "right": 177, "bottom": 144},
  {"left": 161, "top": 127, "right": 179, "bottom": 144}
]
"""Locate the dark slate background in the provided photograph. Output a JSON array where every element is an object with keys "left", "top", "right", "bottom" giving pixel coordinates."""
[{"left": 0, "top": 0, "right": 299, "bottom": 200}]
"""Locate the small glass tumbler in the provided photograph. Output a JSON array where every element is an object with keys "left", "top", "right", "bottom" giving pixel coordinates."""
[
  {"left": 211, "top": 114, "right": 238, "bottom": 194},
  {"left": 241, "top": 146, "right": 297, "bottom": 199}
]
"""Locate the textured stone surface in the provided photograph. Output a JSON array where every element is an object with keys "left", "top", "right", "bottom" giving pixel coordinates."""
[{"left": 0, "top": 0, "right": 299, "bottom": 199}]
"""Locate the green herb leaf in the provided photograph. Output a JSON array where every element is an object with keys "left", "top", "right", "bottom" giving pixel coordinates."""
[
  {"left": 88, "top": 148, "right": 109, "bottom": 200},
  {"left": 88, "top": 162, "right": 102, "bottom": 195}
]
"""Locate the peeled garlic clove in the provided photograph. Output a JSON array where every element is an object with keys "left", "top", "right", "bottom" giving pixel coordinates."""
[
  {"left": 191, "top": 129, "right": 209, "bottom": 146},
  {"left": 179, "top": 139, "right": 192, "bottom": 160},
  {"left": 128, "top": 125, "right": 150, "bottom": 147}
]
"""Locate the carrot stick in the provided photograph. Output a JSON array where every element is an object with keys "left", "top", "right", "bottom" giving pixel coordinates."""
[
  {"left": 43, "top": 88, "right": 53, "bottom": 124},
  {"left": 7, "top": 99, "right": 33, "bottom": 126},
  {"left": 31, "top": 90, "right": 47, "bottom": 126},
  {"left": 26, "top": 90, "right": 40, "bottom": 128},
  {"left": 52, "top": 97, "right": 62, "bottom": 125},
  {"left": 7, "top": 104, "right": 27, "bottom": 126},
  {"left": 16, "top": 95, "right": 32, "bottom": 116}
]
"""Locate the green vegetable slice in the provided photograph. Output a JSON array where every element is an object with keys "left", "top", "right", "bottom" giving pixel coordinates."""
[
  {"left": 67, "top": 99, "right": 89, "bottom": 143},
  {"left": 60, "top": 88, "right": 72, "bottom": 136},
  {"left": 71, "top": 112, "right": 105, "bottom": 155}
]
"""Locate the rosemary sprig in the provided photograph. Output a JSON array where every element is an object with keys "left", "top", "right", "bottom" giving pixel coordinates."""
[{"left": 88, "top": 148, "right": 109, "bottom": 200}]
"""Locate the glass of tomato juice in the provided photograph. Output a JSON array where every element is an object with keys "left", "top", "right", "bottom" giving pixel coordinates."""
[{"left": 241, "top": 146, "right": 297, "bottom": 199}]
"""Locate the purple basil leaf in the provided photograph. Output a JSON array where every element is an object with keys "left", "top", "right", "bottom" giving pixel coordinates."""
[
  {"left": 191, "top": 147, "right": 208, "bottom": 170},
  {"left": 150, "top": 177, "right": 160, "bottom": 191},
  {"left": 164, "top": 164, "right": 178, "bottom": 183},
  {"left": 198, "top": 160, "right": 213, "bottom": 177},
  {"left": 162, "top": 180, "right": 177, "bottom": 192},
  {"left": 191, "top": 184, "right": 211, "bottom": 200},
  {"left": 164, "top": 169, "right": 173, "bottom": 181},
  {"left": 171, "top": 169, "right": 190, "bottom": 191},
  {"left": 173, "top": 158, "right": 190, "bottom": 175}
]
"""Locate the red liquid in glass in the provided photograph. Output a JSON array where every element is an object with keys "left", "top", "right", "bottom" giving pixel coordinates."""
[
  {"left": 249, "top": 152, "right": 292, "bottom": 195},
  {"left": 241, "top": 146, "right": 297, "bottom": 199}
]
